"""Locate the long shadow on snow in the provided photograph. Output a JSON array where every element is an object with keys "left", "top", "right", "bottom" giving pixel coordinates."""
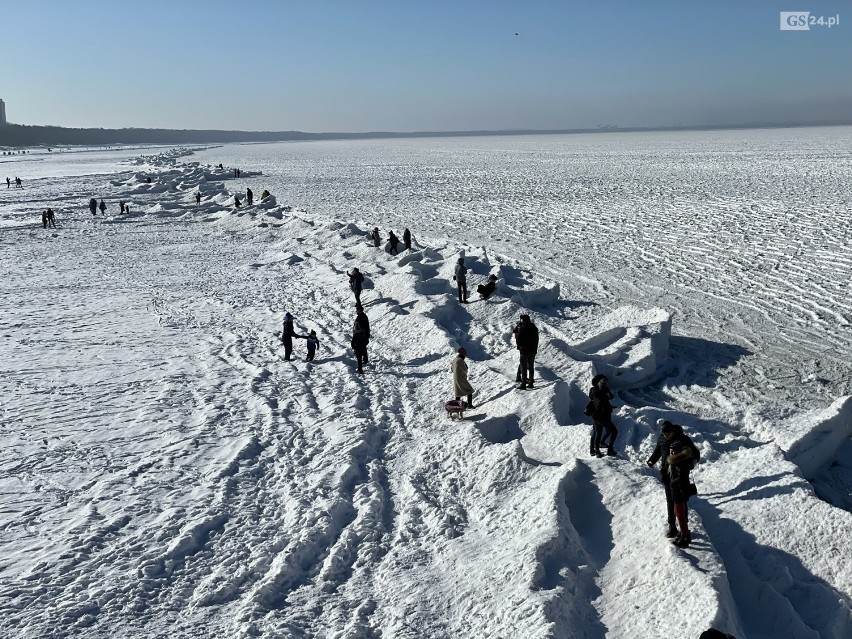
[
  {"left": 538, "top": 461, "right": 611, "bottom": 639},
  {"left": 473, "top": 414, "right": 524, "bottom": 444},
  {"left": 693, "top": 498, "right": 852, "bottom": 639}
]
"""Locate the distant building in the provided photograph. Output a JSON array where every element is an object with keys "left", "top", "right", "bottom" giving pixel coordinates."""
[{"left": 0, "top": 99, "right": 6, "bottom": 125}]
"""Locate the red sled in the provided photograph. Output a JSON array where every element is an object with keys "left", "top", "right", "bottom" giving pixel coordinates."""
[{"left": 445, "top": 399, "right": 467, "bottom": 419}]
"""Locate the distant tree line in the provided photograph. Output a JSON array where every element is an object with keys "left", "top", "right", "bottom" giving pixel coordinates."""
[{"left": 1, "top": 120, "right": 850, "bottom": 148}]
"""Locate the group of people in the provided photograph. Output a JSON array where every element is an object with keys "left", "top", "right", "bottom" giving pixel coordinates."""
[
  {"left": 452, "top": 257, "right": 499, "bottom": 304},
  {"left": 371, "top": 227, "right": 412, "bottom": 255},
  {"left": 280, "top": 312, "right": 322, "bottom": 362},
  {"left": 41, "top": 208, "right": 57, "bottom": 228},
  {"left": 88, "top": 198, "right": 107, "bottom": 216},
  {"left": 6, "top": 176, "right": 22, "bottom": 188}
]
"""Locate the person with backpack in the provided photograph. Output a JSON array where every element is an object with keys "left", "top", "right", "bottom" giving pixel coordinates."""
[
  {"left": 451, "top": 347, "right": 475, "bottom": 408},
  {"left": 588, "top": 374, "right": 618, "bottom": 457},
  {"left": 453, "top": 257, "right": 469, "bottom": 303},
  {"left": 513, "top": 314, "right": 539, "bottom": 389},
  {"left": 654, "top": 422, "right": 700, "bottom": 548},
  {"left": 351, "top": 306, "right": 370, "bottom": 374},
  {"left": 281, "top": 312, "right": 303, "bottom": 361},
  {"left": 403, "top": 228, "right": 412, "bottom": 250},
  {"left": 348, "top": 268, "right": 364, "bottom": 304}
]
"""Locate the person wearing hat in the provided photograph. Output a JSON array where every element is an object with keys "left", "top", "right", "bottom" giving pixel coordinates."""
[
  {"left": 648, "top": 421, "right": 700, "bottom": 547},
  {"left": 451, "top": 347, "right": 475, "bottom": 408},
  {"left": 281, "top": 312, "right": 303, "bottom": 361},
  {"left": 588, "top": 374, "right": 617, "bottom": 457}
]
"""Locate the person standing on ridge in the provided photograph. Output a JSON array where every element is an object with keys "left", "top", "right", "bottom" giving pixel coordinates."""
[
  {"left": 99, "top": 199, "right": 106, "bottom": 215},
  {"left": 348, "top": 267, "right": 364, "bottom": 304},
  {"left": 453, "top": 257, "right": 469, "bottom": 303},
  {"left": 451, "top": 347, "right": 475, "bottom": 408},
  {"left": 403, "top": 228, "right": 412, "bottom": 250},
  {"left": 660, "top": 423, "right": 699, "bottom": 548},
  {"left": 513, "top": 314, "right": 539, "bottom": 389},
  {"left": 588, "top": 374, "right": 618, "bottom": 457},
  {"left": 371, "top": 227, "right": 381, "bottom": 247},
  {"left": 246, "top": 187, "right": 253, "bottom": 205},
  {"left": 388, "top": 231, "right": 400, "bottom": 255}
]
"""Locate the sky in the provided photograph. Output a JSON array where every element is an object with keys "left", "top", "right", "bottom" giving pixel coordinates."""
[{"left": 2, "top": 0, "right": 851, "bottom": 132}]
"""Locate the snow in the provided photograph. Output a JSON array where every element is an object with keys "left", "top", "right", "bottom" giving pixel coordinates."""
[{"left": 1, "top": 129, "right": 850, "bottom": 638}]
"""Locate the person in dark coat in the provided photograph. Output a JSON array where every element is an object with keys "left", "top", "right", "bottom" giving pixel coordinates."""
[
  {"left": 513, "top": 314, "right": 539, "bottom": 389},
  {"left": 120, "top": 200, "right": 126, "bottom": 213},
  {"left": 99, "top": 199, "right": 106, "bottom": 215},
  {"left": 663, "top": 423, "right": 700, "bottom": 547},
  {"left": 355, "top": 303, "right": 370, "bottom": 363},
  {"left": 403, "top": 228, "right": 411, "bottom": 250},
  {"left": 371, "top": 227, "right": 381, "bottom": 247},
  {"left": 304, "top": 330, "right": 320, "bottom": 361},
  {"left": 646, "top": 420, "right": 680, "bottom": 538},
  {"left": 195, "top": 192, "right": 201, "bottom": 205},
  {"left": 234, "top": 195, "right": 241, "bottom": 208},
  {"left": 388, "top": 231, "right": 400, "bottom": 255},
  {"left": 42, "top": 210, "right": 48, "bottom": 228},
  {"left": 89, "top": 198, "right": 98, "bottom": 216},
  {"left": 351, "top": 307, "right": 370, "bottom": 374},
  {"left": 46, "top": 208, "right": 56, "bottom": 228},
  {"left": 246, "top": 187, "right": 253, "bottom": 205},
  {"left": 477, "top": 274, "right": 498, "bottom": 299},
  {"left": 588, "top": 374, "right": 618, "bottom": 457},
  {"left": 281, "top": 312, "right": 303, "bottom": 361},
  {"left": 348, "top": 268, "right": 364, "bottom": 304},
  {"left": 453, "top": 257, "right": 468, "bottom": 303}
]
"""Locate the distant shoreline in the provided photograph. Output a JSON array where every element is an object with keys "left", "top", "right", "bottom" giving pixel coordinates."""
[{"left": 1, "top": 120, "right": 851, "bottom": 148}]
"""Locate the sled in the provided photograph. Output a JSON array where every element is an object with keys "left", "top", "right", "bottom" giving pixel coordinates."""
[{"left": 445, "top": 399, "right": 467, "bottom": 419}]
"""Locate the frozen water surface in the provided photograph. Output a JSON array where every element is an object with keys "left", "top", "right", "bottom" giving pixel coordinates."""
[{"left": 1, "top": 128, "right": 850, "bottom": 638}]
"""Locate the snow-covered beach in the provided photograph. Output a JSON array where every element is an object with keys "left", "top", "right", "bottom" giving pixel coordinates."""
[{"left": 1, "top": 129, "right": 850, "bottom": 638}]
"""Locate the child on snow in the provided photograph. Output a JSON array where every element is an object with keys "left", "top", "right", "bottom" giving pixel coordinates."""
[{"left": 305, "top": 330, "right": 320, "bottom": 361}]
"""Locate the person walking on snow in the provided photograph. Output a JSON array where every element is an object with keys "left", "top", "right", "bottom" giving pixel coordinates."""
[
  {"left": 451, "top": 347, "right": 475, "bottom": 408},
  {"left": 654, "top": 422, "right": 699, "bottom": 548},
  {"left": 42, "top": 210, "right": 48, "bottom": 228},
  {"left": 513, "top": 314, "right": 539, "bottom": 389},
  {"left": 304, "top": 330, "right": 320, "bottom": 361},
  {"left": 646, "top": 420, "right": 680, "bottom": 538},
  {"left": 348, "top": 268, "right": 364, "bottom": 304},
  {"left": 351, "top": 307, "right": 370, "bottom": 374},
  {"left": 453, "top": 257, "right": 469, "bottom": 303},
  {"left": 99, "top": 199, "right": 106, "bottom": 215},
  {"left": 371, "top": 227, "right": 381, "bottom": 247},
  {"left": 246, "top": 187, "right": 253, "bottom": 205},
  {"left": 195, "top": 192, "right": 201, "bottom": 205},
  {"left": 403, "top": 228, "right": 412, "bottom": 250},
  {"left": 588, "top": 374, "right": 618, "bottom": 457},
  {"left": 15, "top": 176, "right": 22, "bottom": 188},
  {"left": 89, "top": 198, "right": 98, "bottom": 216},
  {"left": 281, "top": 312, "right": 303, "bottom": 361},
  {"left": 46, "top": 208, "right": 56, "bottom": 228}
]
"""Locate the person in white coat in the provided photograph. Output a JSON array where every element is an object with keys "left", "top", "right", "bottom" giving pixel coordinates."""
[{"left": 451, "top": 347, "right": 475, "bottom": 408}]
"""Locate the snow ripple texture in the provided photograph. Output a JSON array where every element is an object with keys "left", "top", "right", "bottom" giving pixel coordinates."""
[{"left": 0, "top": 136, "right": 850, "bottom": 639}]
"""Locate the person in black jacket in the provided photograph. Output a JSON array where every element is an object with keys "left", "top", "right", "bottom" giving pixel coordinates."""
[
  {"left": 388, "top": 231, "right": 400, "bottom": 255},
  {"left": 477, "top": 274, "right": 498, "bottom": 300},
  {"left": 351, "top": 305, "right": 370, "bottom": 374},
  {"left": 646, "top": 420, "right": 679, "bottom": 537},
  {"left": 371, "top": 227, "right": 381, "bottom": 247},
  {"left": 513, "top": 314, "right": 539, "bottom": 389},
  {"left": 281, "top": 312, "right": 303, "bottom": 361},
  {"left": 588, "top": 374, "right": 618, "bottom": 457},
  {"left": 665, "top": 423, "right": 700, "bottom": 547},
  {"left": 348, "top": 268, "right": 364, "bottom": 304},
  {"left": 403, "top": 228, "right": 411, "bottom": 250}
]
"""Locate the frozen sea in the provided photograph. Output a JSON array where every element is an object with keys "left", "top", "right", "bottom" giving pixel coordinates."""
[{"left": 1, "top": 128, "right": 850, "bottom": 638}]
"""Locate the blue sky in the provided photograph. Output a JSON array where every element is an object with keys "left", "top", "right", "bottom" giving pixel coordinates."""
[{"left": 2, "top": 0, "right": 850, "bottom": 131}]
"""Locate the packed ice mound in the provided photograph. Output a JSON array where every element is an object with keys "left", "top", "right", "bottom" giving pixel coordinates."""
[{"left": 777, "top": 395, "right": 852, "bottom": 479}]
